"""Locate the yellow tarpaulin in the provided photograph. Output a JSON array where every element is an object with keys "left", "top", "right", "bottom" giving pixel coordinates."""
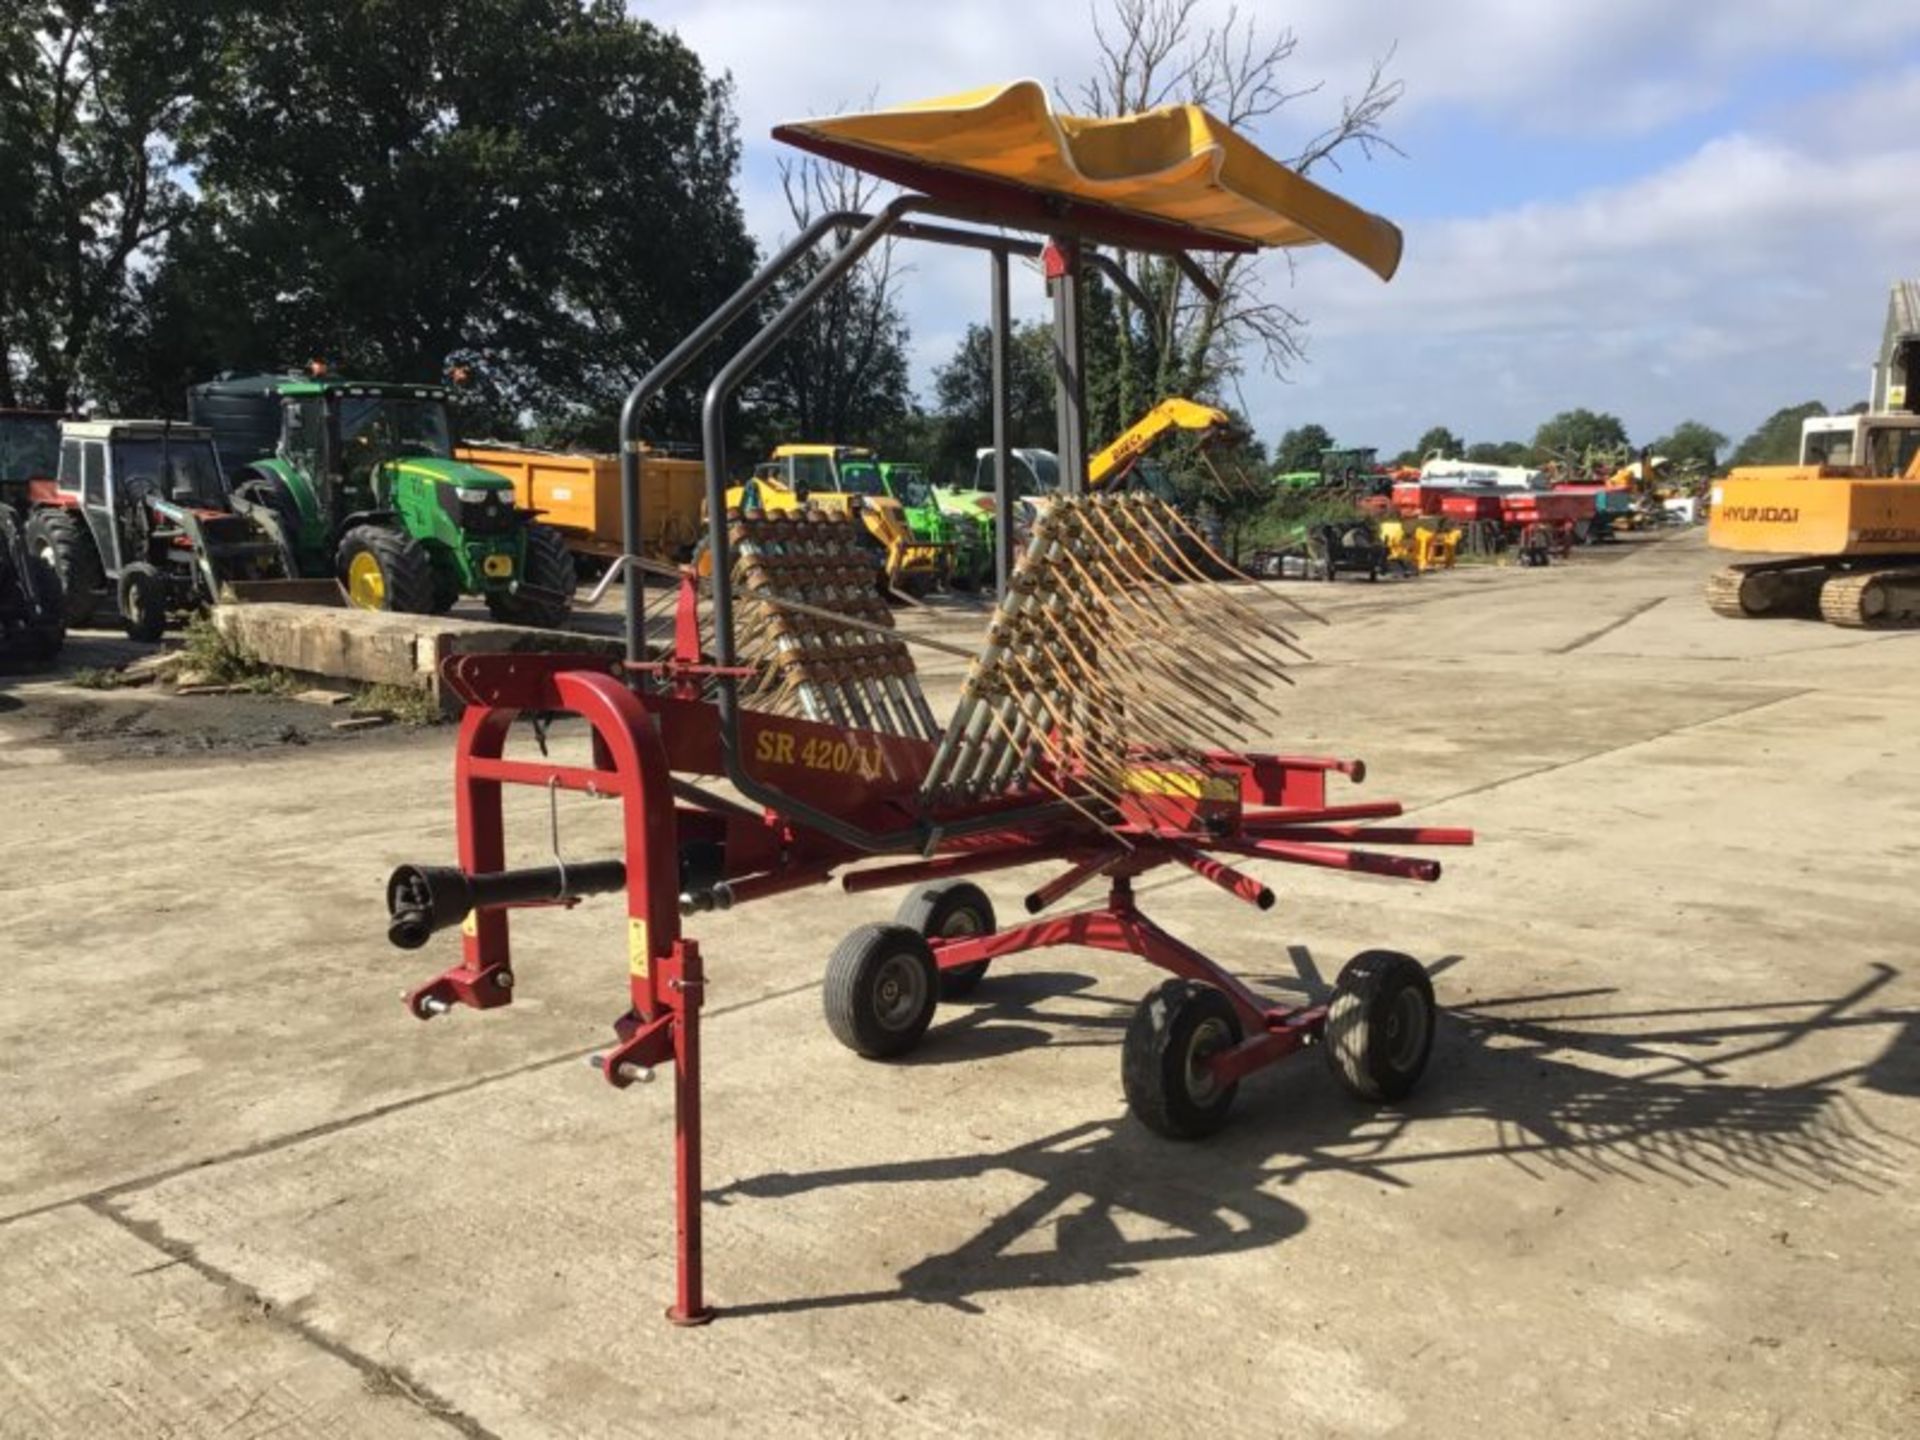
[{"left": 774, "top": 79, "right": 1401, "bottom": 280}]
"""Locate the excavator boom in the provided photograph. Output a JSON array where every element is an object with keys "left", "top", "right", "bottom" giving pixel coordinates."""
[{"left": 1087, "top": 397, "right": 1237, "bottom": 490}]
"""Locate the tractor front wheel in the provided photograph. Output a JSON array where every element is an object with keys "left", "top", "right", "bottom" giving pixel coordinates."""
[
  {"left": 485, "top": 523, "right": 575, "bottom": 629},
  {"left": 234, "top": 475, "right": 304, "bottom": 556},
  {"left": 337, "top": 526, "right": 435, "bottom": 614},
  {"left": 21, "top": 548, "right": 65, "bottom": 659},
  {"left": 26, "top": 508, "right": 102, "bottom": 625},
  {"left": 428, "top": 562, "right": 461, "bottom": 615},
  {"left": 118, "top": 563, "right": 168, "bottom": 642}
]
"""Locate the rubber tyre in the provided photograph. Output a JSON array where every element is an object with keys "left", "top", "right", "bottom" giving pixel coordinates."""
[
  {"left": 824, "top": 923, "right": 940, "bottom": 1059},
  {"left": 1322, "top": 950, "right": 1436, "bottom": 1103},
  {"left": 485, "top": 522, "right": 575, "bottom": 628},
  {"left": 235, "top": 474, "right": 304, "bottom": 553},
  {"left": 1122, "top": 980, "right": 1244, "bottom": 1140},
  {"left": 428, "top": 562, "right": 461, "bottom": 615},
  {"left": 118, "top": 563, "right": 168, "bottom": 642},
  {"left": 20, "top": 547, "right": 65, "bottom": 659},
  {"left": 27, "top": 508, "right": 102, "bottom": 625},
  {"left": 895, "top": 881, "right": 995, "bottom": 999},
  {"left": 336, "top": 525, "right": 435, "bottom": 614}
]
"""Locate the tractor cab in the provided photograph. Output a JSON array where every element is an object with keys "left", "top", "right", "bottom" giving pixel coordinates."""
[
  {"left": 969, "top": 447, "right": 1058, "bottom": 502},
  {"left": 1800, "top": 414, "right": 1920, "bottom": 476},
  {"left": 832, "top": 458, "right": 890, "bottom": 499},
  {"left": 0, "top": 410, "right": 65, "bottom": 512},
  {"left": 55, "top": 421, "right": 231, "bottom": 574},
  {"left": 28, "top": 419, "right": 293, "bottom": 639},
  {"left": 273, "top": 380, "right": 461, "bottom": 516}
]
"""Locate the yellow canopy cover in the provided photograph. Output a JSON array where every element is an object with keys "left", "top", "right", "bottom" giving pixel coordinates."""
[{"left": 773, "top": 80, "right": 1401, "bottom": 280}]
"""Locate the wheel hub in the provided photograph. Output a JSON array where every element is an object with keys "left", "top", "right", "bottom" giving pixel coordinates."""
[
  {"left": 1184, "top": 1017, "right": 1232, "bottom": 1103},
  {"left": 873, "top": 954, "right": 925, "bottom": 1030},
  {"left": 347, "top": 551, "right": 386, "bottom": 609}
]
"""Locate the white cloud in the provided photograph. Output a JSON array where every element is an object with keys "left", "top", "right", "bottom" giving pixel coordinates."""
[
  {"left": 1262, "top": 74, "right": 1920, "bottom": 450},
  {"left": 634, "top": 2, "right": 1920, "bottom": 454}
]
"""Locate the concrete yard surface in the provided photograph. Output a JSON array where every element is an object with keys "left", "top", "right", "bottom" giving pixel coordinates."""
[{"left": 2, "top": 531, "right": 1916, "bottom": 1438}]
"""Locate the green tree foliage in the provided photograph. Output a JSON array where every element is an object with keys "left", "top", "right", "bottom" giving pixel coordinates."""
[
  {"left": 1465, "top": 440, "right": 1530, "bottom": 466},
  {"left": 101, "top": 0, "right": 753, "bottom": 436},
  {"left": 926, "top": 320, "right": 1056, "bottom": 479},
  {"left": 0, "top": 2, "right": 218, "bottom": 408},
  {"left": 1531, "top": 408, "right": 1630, "bottom": 463},
  {"left": 1652, "top": 419, "right": 1729, "bottom": 473},
  {"left": 1405, "top": 426, "right": 1459, "bottom": 458},
  {"left": 1272, "top": 423, "right": 1334, "bottom": 474},
  {"left": 1730, "top": 402, "right": 1826, "bottom": 466}
]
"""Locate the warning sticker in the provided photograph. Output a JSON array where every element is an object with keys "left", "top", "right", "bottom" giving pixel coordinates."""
[{"left": 628, "top": 917, "right": 650, "bottom": 978}]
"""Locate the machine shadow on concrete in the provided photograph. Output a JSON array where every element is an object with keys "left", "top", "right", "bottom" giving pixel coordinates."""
[{"left": 707, "top": 956, "right": 1914, "bottom": 1320}]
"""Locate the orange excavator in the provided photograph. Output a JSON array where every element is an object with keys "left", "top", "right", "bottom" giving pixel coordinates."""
[{"left": 1706, "top": 411, "right": 1920, "bottom": 627}]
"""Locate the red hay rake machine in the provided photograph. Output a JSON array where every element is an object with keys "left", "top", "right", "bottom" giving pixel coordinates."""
[{"left": 383, "top": 82, "right": 1471, "bottom": 1324}]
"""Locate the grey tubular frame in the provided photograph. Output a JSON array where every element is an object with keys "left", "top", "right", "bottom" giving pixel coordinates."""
[{"left": 615, "top": 196, "right": 1154, "bottom": 854}]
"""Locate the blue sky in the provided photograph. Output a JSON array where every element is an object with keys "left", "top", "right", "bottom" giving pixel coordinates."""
[{"left": 642, "top": 1, "right": 1920, "bottom": 458}]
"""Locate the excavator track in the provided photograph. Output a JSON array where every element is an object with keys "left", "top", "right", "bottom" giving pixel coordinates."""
[
  {"left": 1704, "top": 562, "right": 1825, "bottom": 620},
  {"left": 1818, "top": 568, "right": 1920, "bottom": 629}
]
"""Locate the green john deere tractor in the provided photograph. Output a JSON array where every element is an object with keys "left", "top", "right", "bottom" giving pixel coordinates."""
[{"left": 188, "top": 374, "right": 574, "bottom": 625}]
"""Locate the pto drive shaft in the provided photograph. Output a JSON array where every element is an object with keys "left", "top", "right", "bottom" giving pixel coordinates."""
[{"left": 385, "top": 860, "right": 628, "bottom": 949}]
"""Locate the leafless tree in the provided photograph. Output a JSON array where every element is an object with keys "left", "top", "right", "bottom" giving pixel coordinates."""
[
  {"left": 1066, "top": 0, "right": 1401, "bottom": 434},
  {"left": 752, "top": 151, "right": 912, "bottom": 441}
]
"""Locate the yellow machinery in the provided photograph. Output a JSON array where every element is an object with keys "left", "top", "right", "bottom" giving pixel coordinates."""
[
  {"left": 458, "top": 442, "right": 705, "bottom": 566},
  {"left": 1379, "top": 519, "right": 1460, "bottom": 573},
  {"left": 721, "top": 443, "right": 944, "bottom": 592},
  {"left": 1086, "top": 397, "right": 1237, "bottom": 490},
  {"left": 1706, "top": 412, "right": 1920, "bottom": 627}
]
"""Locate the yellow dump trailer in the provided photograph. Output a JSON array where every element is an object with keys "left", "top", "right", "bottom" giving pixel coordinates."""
[{"left": 456, "top": 443, "right": 705, "bottom": 566}]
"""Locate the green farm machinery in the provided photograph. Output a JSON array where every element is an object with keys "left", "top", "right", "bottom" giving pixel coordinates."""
[
  {"left": 880, "top": 460, "right": 990, "bottom": 589},
  {"left": 188, "top": 373, "right": 575, "bottom": 626}
]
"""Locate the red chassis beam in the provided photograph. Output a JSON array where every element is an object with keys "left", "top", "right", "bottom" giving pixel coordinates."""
[{"left": 398, "top": 653, "right": 1474, "bottom": 1323}]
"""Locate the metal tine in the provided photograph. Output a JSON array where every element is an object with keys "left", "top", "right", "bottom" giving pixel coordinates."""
[
  {"left": 1082, "top": 504, "right": 1307, "bottom": 676},
  {"left": 1039, "top": 533, "right": 1277, "bottom": 739},
  {"left": 1060, "top": 508, "right": 1283, "bottom": 687},
  {"left": 1116, "top": 497, "right": 1317, "bottom": 651},
  {"left": 1049, "top": 535, "right": 1280, "bottom": 718}
]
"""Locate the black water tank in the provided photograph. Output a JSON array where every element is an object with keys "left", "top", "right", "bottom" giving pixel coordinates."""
[{"left": 187, "top": 374, "right": 291, "bottom": 476}]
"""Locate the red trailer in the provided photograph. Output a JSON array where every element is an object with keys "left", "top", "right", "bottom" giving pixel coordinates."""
[
  {"left": 1439, "top": 489, "right": 1504, "bottom": 523},
  {"left": 1501, "top": 490, "right": 1595, "bottom": 558},
  {"left": 1392, "top": 481, "right": 1447, "bottom": 517}
]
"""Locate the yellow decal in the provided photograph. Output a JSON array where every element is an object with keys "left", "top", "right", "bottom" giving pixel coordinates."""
[
  {"left": 753, "top": 726, "right": 884, "bottom": 780},
  {"left": 628, "top": 917, "right": 650, "bottom": 977},
  {"left": 460, "top": 910, "right": 477, "bottom": 937},
  {"left": 1122, "top": 766, "right": 1238, "bottom": 801}
]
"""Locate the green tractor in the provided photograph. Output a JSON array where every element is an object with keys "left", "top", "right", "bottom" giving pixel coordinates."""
[
  {"left": 188, "top": 373, "right": 575, "bottom": 625},
  {"left": 878, "top": 460, "right": 989, "bottom": 590}
]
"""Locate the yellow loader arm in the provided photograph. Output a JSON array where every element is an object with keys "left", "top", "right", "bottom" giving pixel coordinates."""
[{"left": 1087, "top": 397, "right": 1238, "bottom": 490}]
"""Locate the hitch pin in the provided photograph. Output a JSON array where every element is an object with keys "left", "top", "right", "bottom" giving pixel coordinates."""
[{"left": 588, "top": 1053, "right": 655, "bottom": 1085}]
